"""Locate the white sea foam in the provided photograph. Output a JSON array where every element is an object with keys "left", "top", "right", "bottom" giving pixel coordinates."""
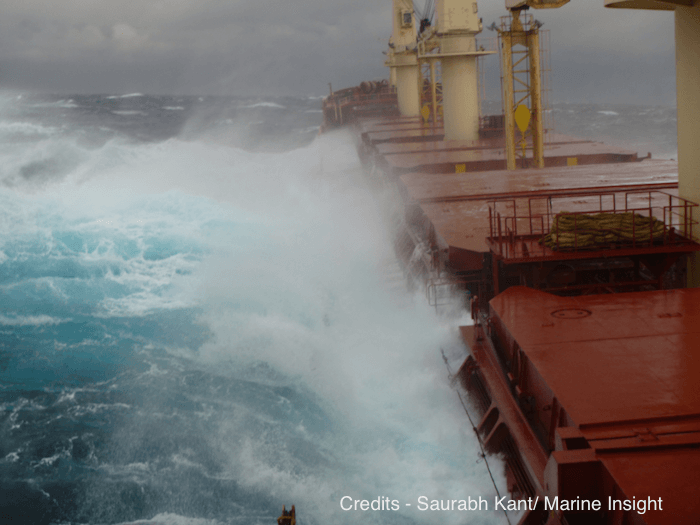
[
  {"left": 107, "top": 93, "right": 145, "bottom": 99},
  {"left": 27, "top": 99, "right": 79, "bottom": 109},
  {"left": 0, "top": 314, "right": 68, "bottom": 326},
  {"left": 0, "top": 121, "right": 59, "bottom": 136},
  {"left": 114, "top": 513, "right": 220, "bottom": 525},
  {"left": 112, "top": 110, "right": 147, "bottom": 116},
  {"left": 165, "top": 130, "right": 508, "bottom": 525},
  {"left": 3, "top": 451, "right": 20, "bottom": 463},
  {"left": 241, "top": 102, "right": 286, "bottom": 109},
  {"left": 0, "top": 108, "right": 512, "bottom": 524}
]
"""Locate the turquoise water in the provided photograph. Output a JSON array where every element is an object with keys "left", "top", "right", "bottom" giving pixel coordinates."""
[{"left": 0, "top": 94, "right": 504, "bottom": 525}]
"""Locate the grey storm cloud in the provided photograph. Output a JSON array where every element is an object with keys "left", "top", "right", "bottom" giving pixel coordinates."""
[{"left": 0, "top": 0, "right": 677, "bottom": 103}]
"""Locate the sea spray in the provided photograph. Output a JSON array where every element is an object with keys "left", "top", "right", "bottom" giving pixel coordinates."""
[{"left": 0, "top": 94, "right": 508, "bottom": 525}]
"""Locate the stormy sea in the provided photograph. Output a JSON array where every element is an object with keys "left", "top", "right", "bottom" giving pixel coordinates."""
[{"left": 0, "top": 92, "right": 677, "bottom": 525}]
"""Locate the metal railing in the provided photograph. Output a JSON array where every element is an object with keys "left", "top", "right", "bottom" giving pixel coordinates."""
[{"left": 487, "top": 190, "right": 698, "bottom": 259}]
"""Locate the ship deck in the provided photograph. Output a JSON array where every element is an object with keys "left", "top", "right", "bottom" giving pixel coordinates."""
[
  {"left": 485, "top": 286, "right": 700, "bottom": 524},
  {"left": 375, "top": 133, "right": 594, "bottom": 156},
  {"left": 381, "top": 141, "right": 638, "bottom": 175},
  {"left": 398, "top": 160, "right": 682, "bottom": 271}
]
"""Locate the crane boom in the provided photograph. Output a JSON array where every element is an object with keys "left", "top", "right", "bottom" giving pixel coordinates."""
[{"left": 506, "top": 0, "right": 569, "bottom": 9}]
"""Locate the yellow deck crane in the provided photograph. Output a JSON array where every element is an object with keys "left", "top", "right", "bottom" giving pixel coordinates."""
[
  {"left": 499, "top": 1, "right": 569, "bottom": 170},
  {"left": 386, "top": 0, "right": 421, "bottom": 117},
  {"left": 507, "top": 0, "right": 700, "bottom": 286}
]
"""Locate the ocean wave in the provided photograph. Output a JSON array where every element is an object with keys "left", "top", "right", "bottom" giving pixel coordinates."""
[
  {"left": 107, "top": 93, "right": 145, "bottom": 99},
  {"left": 114, "top": 513, "right": 221, "bottom": 525},
  {"left": 112, "top": 110, "right": 148, "bottom": 116},
  {"left": 4, "top": 95, "right": 678, "bottom": 525},
  {"left": 0, "top": 314, "right": 69, "bottom": 326},
  {"left": 25, "top": 99, "right": 79, "bottom": 109},
  {"left": 3, "top": 451, "right": 20, "bottom": 463},
  {"left": 0, "top": 120, "right": 60, "bottom": 136},
  {"left": 241, "top": 102, "right": 286, "bottom": 109}
]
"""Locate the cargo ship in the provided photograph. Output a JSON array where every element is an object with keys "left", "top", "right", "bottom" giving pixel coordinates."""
[{"left": 322, "top": 1, "right": 700, "bottom": 524}]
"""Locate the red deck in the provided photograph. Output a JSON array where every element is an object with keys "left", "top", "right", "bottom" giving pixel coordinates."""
[
  {"left": 357, "top": 117, "right": 425, "bottom": 133},
  {"left": 333, "top": 79, "right": 700, "bottom": 525},
  {"left": 362, "top": 127, "right": 444, "bottom": 146},
  {"left": 382, "top": 140, "right": 639, "bottom": 175},
  {"left": 400, "top": 159, "right": 679, "bottom": 203},
  {"left": 375, "top": 133, "right": 594, "bottom": 156},
  {"left": 399, "top": 161, "right": 681, "bottom": 272},
  {"left": 481, "top": 286, "right": 700, "bottom": 524}
]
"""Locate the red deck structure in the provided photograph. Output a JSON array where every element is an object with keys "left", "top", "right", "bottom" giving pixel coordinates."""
[
  {"left": 381, "top": 141, "right": 639, "bottom": 176},
  {"left": 396, "top": 161, "right": 685, "bottom": 278},
  {"left": 323, "top": 81, "right": 700, "bottom": 525},
  {"left": 461, "top": 286, "right": 700, "bottom": 524}
]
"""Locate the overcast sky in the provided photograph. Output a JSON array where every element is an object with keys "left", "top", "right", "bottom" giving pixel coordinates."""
[{"left": 0, "top": 1, "right": 676, "bottom": 104}]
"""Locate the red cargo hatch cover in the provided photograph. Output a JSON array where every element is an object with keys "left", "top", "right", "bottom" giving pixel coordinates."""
[{"left": 489, "top": 287, "right": 700, "bottom": 425}]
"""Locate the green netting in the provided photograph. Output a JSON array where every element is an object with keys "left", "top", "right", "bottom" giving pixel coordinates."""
[{"left": 541, "top": 211, "right": 666, "bottom": 250}]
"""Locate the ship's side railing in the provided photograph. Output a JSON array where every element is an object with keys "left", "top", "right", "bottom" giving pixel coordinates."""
[{"left": 487, "top": 190, "right": 699, "bottom": 261}]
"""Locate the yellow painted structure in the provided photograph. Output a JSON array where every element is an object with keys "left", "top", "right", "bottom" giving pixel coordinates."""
[
  {"left": 394, "top": 55, "right": 421, "bottom": 116},
  {"left": 514, "top": 104, "right": 531, "bottom": 133},
  {"left": 441, "top": 34, "right": 481, "bottom": 141},
  {"left": 605, "top": 1, "right": 700, "bottom": 285},
  {"left": 386, "top": 43, "right": 398, "bottom": 87},
  {"left": 386, "top": 0, "right": 421, "bottom": 117},
  {"left": 429, "top": 60, "right": 439, "bottom": 123},
  {"left": 675, "top": 6, "right": 700, "bottom": 286},
  {"left": 499, "top": 12, "right": 545, "bottom": 170},
  {"left": 422, "top": 0, "right": 493, "bottom": 141}
]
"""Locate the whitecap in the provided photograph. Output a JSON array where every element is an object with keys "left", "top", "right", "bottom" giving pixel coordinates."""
[
  {"left": 598, "top": 110, "right": 619, "bottom": 116},
  {"left": 241, "top": 102, "right": 286, "bottom": 109},
  {"left": 113, "top": 513, "right": 220, "bottom": 525},
  {"left": 0, "top": 121, "right": 58, "bottom": 136},
  {"left": 112, "top": 110, "right": 147, "bottom": 116},
  {"left": 106, "top": 93, "right": 144, "bottom": 99},
  {"left": 3, "top": 451, "right": 20, "bottom": 463},
  {"left": 0, "top": 314, "right": 69, "bottom": 326}
]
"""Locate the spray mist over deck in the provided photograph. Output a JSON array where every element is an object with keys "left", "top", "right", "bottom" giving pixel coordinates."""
[{"left": 0, "top": 93, "right": 509, "bottom": 525}]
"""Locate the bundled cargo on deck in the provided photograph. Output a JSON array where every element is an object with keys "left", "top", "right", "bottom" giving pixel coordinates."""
[{"left": 541, "top": 211, "right": 666, "bottom": 250}]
